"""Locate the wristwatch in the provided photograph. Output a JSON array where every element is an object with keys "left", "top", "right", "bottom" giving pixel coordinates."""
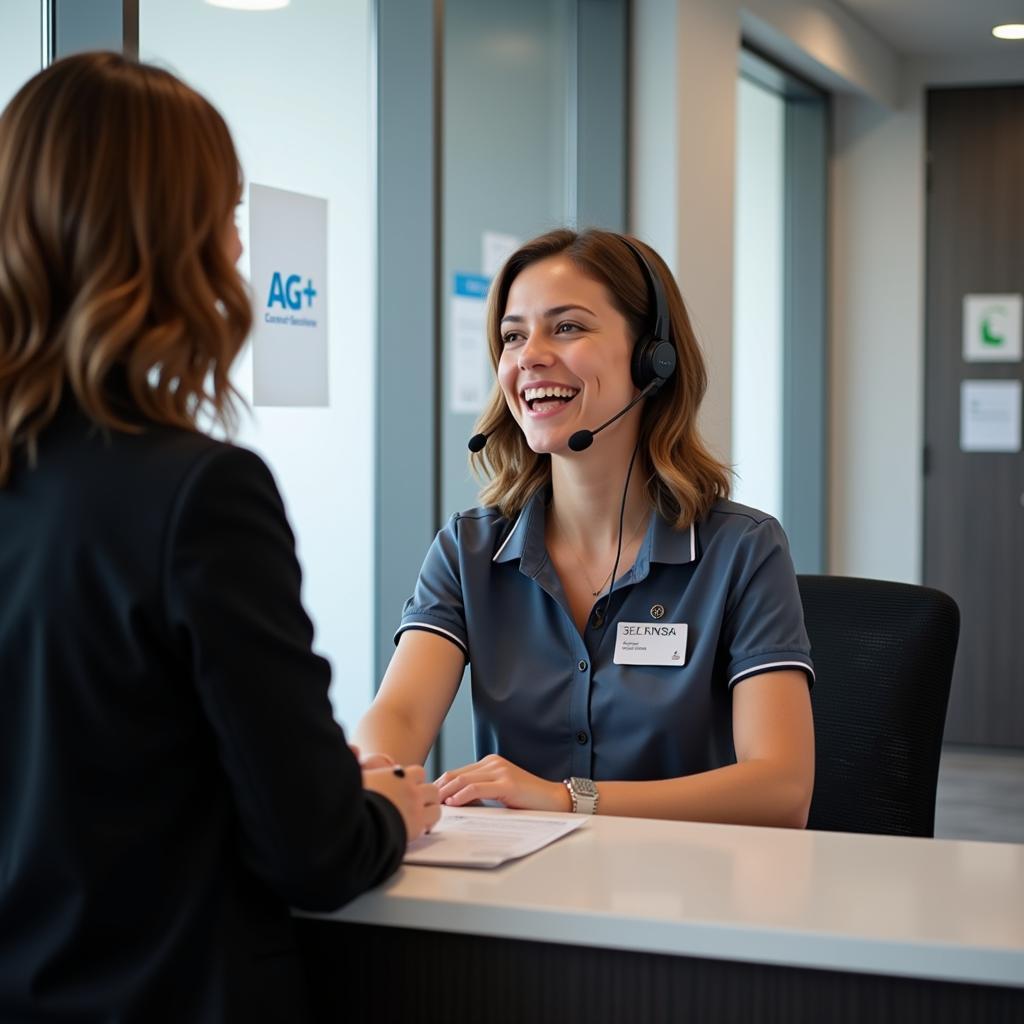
[{"left": 563, "top": 776, "right": 599, "bottom": 815}]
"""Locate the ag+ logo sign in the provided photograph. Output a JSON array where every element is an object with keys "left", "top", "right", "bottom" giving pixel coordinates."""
[{"left": 267, "top": 272, "right": 317, "bottom": 311}]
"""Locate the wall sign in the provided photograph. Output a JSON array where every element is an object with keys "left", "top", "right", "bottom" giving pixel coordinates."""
[
  {"left": 960, "top": 379, "right": 1021, "bottom": 453},
  {"left": 963, "top": 294, "right": 1022, "bottom": 363},
  {"left": 249, "top": 184, "right": 328, "bottom": 406},
  {"left": 450, "top": 272, "right": 491, "bottom": 414},
  {"left": 482, "top": 230, "right": 520, "bottom": 277}
]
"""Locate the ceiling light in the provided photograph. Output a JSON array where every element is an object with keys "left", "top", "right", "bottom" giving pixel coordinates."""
[
  {"left": 205, "top": 0, "right": 290, "bottom": 10},
  {"left": 992, "top": 24, "right": 1024, "bottom": 39}
]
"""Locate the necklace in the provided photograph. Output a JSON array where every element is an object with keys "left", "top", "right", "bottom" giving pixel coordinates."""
[{"left": 553, "top": 512, "right": 648, "bottom": 596}]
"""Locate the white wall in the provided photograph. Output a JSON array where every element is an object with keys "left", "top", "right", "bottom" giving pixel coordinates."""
[
  {"left": 0, "top": 1, "right": 41, "bottom": 112},
  {"left": 632, "top": 0, "right": 742, "bottom": 463},
  {"left": 631, "top": 0, "right": 931, "bottom": 582},
  {"left": 632, "top": 0, "right": 900, "bottom": 477},
  {"left": 829, "top": 92, "right": 924, "bottom": 581},
  {"left": 140, "top": 0, "right": 376, "bottom": 729},
  {"left": 741, "top": 0, "right": 899, "bottom": 106}
]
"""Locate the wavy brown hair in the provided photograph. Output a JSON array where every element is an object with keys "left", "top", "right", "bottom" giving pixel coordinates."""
[
  {"left": 0, "top": 52, "right": 252, "bottom": 486},
  {"left": 471, "top": 228, "right": 730, "bottom": 528}
]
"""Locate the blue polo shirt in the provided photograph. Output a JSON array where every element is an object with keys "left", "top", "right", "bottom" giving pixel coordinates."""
[{"left": 396, "top": 489, "right": 814, "bottom": 783}]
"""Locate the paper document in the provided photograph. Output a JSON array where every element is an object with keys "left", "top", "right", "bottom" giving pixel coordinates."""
[{"left": 404, "top": 810, "right": 585, "bottom": 869}]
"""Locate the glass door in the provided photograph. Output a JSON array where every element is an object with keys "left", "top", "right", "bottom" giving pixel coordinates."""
[{"left": 733, "top": 48, "right": 828, "bottom": 572}]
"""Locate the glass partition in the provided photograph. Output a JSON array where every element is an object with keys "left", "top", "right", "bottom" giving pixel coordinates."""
[
  {"left": 140, "top": 0, "right": 377, "bottom": 728},
  {"left": 0, "top": 2, "right": 42, "bottom": 112}
]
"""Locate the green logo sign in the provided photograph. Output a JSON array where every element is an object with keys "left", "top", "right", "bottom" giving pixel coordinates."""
[{"left": 981, "top": 307, "right": 1007, "bottom": 347}]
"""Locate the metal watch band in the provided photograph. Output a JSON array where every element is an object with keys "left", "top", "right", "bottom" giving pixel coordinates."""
[{"left": 564, "top": 776, "right": 599, "bottom": 815}]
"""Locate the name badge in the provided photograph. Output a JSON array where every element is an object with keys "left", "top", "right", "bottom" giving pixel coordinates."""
[{"left": 613, "top": 622, "right": 688, "bottom": 666}]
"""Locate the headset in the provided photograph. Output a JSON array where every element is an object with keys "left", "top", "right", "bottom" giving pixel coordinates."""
[
  {"left": 620, "top": 237, "right": 677, "bottom": 393},
  {"left": 564, "top": 237, "right": 677, "bottom": 452}
]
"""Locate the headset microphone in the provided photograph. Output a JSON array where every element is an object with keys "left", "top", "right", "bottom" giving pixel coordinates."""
[
  {"left": 467, "top": 432, "right": 489, "bottom": 453},
  {"left": 567, "top": 378, "right": 664, "bottom": 453}
]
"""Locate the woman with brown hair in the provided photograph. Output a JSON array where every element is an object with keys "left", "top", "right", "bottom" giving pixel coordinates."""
[
  {"left": 0, "top": 53, "right": 438, "bottom": 1022},
  {"left": 356, "top": 227, "right": 815, "bottom": 826}
]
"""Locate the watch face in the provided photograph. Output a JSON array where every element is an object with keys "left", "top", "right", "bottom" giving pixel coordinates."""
[{"left": 572, "top": 777, "right": 598, "bottom": 798}]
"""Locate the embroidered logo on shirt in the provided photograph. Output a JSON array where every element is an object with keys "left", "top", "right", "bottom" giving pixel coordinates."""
[{"left": 650, "top": 604, "right": 665, "bottom": 620}]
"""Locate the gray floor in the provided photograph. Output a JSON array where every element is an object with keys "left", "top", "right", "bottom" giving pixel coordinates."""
[{"left": 934, "top": 744, "right": 1024, "bottom": 844}]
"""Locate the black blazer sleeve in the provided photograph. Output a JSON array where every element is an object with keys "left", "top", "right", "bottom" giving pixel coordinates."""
[{"left": 163, "top": 443, "right": 405, "bottom": 911}]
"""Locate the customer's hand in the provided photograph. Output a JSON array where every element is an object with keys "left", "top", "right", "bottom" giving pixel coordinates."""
[{"left": 362, "top": 764, "right": 441, "bottom": 842}]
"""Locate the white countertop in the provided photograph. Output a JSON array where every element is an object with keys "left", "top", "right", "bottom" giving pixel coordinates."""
[{"left": 308, "top": 807, "right": 1024, "bottom": 989}]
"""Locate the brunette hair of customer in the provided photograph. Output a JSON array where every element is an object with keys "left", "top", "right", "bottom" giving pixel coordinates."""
[{"left": 0, "top": 51, "right": 251, "bottom": 486}]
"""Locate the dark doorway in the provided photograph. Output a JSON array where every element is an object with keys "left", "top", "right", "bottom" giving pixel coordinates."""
[{"left": 924, "top": 85, "right": 1024, "bottom": 748}]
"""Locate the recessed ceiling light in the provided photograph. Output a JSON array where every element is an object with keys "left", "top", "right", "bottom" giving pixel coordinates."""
[
  {"left": 204, "top": 0, "right": 290, "bottom": 10},
  {"left": 992, "top": 23, "right": 1024, "bottom": 39}
]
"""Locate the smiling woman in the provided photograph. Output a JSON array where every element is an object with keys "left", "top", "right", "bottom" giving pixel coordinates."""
[
  {"left": 475, "top": 229, "right": 725, "bottom": 524},
  {"left": 355, "top": 227, "right": 816, "bottom": 829}
]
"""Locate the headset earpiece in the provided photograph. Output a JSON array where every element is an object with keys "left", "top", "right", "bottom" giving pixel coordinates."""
[
  {"left": 630, "top": 336, "right": 676, "bottom": 392},
  {"left": 621, "top": 238, "right": 677, "bottom": 392}
]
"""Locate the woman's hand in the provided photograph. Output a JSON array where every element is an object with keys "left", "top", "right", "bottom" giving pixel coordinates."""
[
  {"left": 436, "top": 754, "right": 572, "bottom": 812},
  {"left": 362, "top": 764, "right": 441, "bottom": 842}
]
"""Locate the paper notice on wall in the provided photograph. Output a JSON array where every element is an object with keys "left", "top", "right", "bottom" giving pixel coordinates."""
[
  {"left": 482, "top": 231, "right": 520, "bottom": 277},
  {"left": 450, "top": 273, "right": 491, "bottom": 414},
  {"left": 960, "top": 380, "right": 1021, "bottom": 452},
  {"left": 249, "top": 184, "right": 328, "bottom": 407},
  {"left": 963, "top": 294, "right": 1023, "bottom": 363}
]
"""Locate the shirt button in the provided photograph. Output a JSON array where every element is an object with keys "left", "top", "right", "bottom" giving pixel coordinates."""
[
  {"left": 576, "top": 730, "right": 589, "bottom": 745},
  {"left": 578, "top": 659, "right": 588, "bottom": 672}
]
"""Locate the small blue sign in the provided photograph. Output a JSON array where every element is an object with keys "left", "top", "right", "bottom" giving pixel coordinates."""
[{"left": 454, "top": 272, "right": 491, "bottom": 299}]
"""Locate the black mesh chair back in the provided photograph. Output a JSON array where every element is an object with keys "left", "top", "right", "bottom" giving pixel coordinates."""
[{"left": 798, "top": 575, "right": 959, "bottom": 837}]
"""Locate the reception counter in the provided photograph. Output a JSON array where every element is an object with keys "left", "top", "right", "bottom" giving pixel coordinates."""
[{"left": 296, "top": 807, "right": 1024, "bottom": 1023}]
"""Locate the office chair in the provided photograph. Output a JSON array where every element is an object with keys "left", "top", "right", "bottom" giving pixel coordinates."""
[{"left": 797, "top": 575, "right": 959, "bottom": 837}]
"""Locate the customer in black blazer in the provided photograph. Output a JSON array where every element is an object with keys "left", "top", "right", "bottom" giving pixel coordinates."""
[{"left": 0, "top": 53, "right": 440, "bottom": 1022}]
